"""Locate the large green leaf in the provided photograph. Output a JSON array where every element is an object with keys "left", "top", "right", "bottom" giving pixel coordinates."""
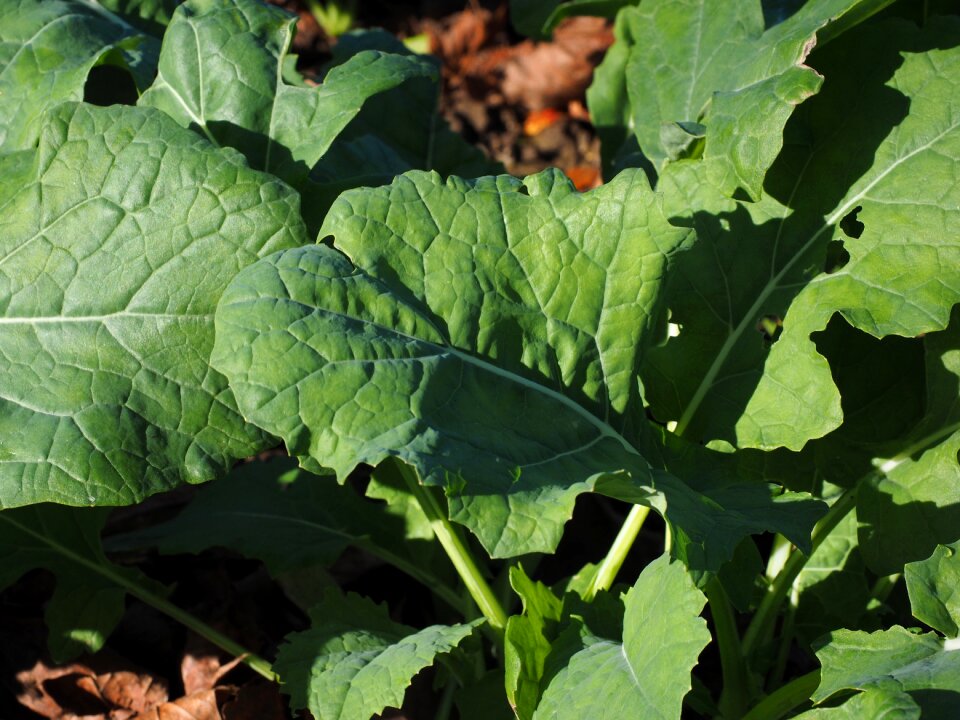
[
  {"left": 214, "top": 168, "right": 823, "bottom": 565},
  {"left": 214, "top": 169, "right": 686, "bottom": 558},
  {"left": 138, "top": 0, "right": 462, "bottom": 232},
  {"left": 532, "top": 554, "right": 710, "bottom": 719},
  {"left": 0, "top": 102, "right": 306, "bottom": 508},
  {"left": 0, "top": 505, "right": 167, "bottom": 662},
  {"left": 0, "top": 0, "right": 158, "bottom": 153},
  {"left": 643, "top": 19, "right": 960, "bottom": 450},
  {"left": 275, "top": 590, "right": 481, "bottom": 720},
  {"left": 586, "top": 0, "right": 892, "bottom": 194}
]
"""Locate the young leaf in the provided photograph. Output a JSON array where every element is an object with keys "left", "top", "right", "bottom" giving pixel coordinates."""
[
  {"left": 644, "top": 19, "right": 960, "bottom": 450},
  {"left": 904, "top": 542, "right": 960, "bottom": 640},
  {"left": 275, "top": 590, "right": 481, "bottom": 720},
  {"left": 0, "top": 102, "right": 306, "bottom": 508},
  {"left": 532, "top": 554, "right": 710, "bottom": 719},
  {"left": 0, "top": 505, "right": 166, "bottom": 662},
  {"left": 586, "top": 0, "right": 890, "bottom": 195},
  {"left": 505, "top": 566, "right": 564, "bottom": 719},
  {"left": 0, "top": 0, "right": 158, "bottom": 152}
]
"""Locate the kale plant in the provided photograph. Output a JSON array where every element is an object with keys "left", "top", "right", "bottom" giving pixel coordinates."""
[{"left": 1, "top": 0, "right": 959, "bottom": 718}]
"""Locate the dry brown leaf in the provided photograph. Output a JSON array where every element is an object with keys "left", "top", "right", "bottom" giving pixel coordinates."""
[
  {"left": 181, "top": 635, "right": 246, "bottom": 696},
  {"left": 16, "top": 658, "right": 168, "bottom": 720},
  {"left": 133, "top": 689, "right": 232, "bottom": 720},
  {"left": 503, "top": 17, "right": 613, "bottom": 111}
]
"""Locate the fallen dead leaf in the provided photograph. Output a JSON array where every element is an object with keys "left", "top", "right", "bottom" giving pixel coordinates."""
[
  {"left": 181, "top": 635, "right": 246, "bottom": 696},
  {"left": 503, "top": 17, "right": 613, "bottom": 111},
  {"left": 133, "top": 689, "right": 234, "bottom": 720},
  {"left": 16, "top": 658, "right": 168, "bottom": 720}
]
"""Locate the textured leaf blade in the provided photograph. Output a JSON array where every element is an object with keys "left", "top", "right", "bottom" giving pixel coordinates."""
[
  {"left": 275, "top": 591, "right": 481, "bottom": 720},
  {"left": 0, "top": 102, "right": 306, "bottom": 507},
  {"left": 0, "top": 0, "right": 157, "bottom": 153},
  {"left": 532, "top": 555, "right": 710, "bottom": 719},
  {"left": 215, "top": 169, "right": 687, "bottom": 558}
]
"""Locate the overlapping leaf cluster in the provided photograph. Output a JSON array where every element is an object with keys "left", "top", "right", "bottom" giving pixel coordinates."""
[{"left": 1, "top": 0, "right": 959, "bottom": 717}]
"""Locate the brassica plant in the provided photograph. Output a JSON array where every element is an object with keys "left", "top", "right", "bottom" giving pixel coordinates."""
[{"left": 1, "top": 0, "right": 959, "bottom": 718}]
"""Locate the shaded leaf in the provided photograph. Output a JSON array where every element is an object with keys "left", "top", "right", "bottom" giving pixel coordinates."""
[
  {"left": 793, "top": 688, "right": 920, "bottom": 719},
  {"left": 0, "top": 504, "right": 169, "bottom": 662},
  {"left": 643, "top": 19, "right": 960, "bottom": 451},
  {"left": 586, "top": 0, "right": 891, "bottom": 195},
  {"left": 904, "top": 542, "right": 960, "bottom": 639}
]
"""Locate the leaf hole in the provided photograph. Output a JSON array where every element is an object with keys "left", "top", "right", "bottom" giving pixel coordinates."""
[
  {"left": 756, "top": 315, "right": 782, "bottom": 346},
  {"left": 839, "top": 206, "right": 864, "bottom": 239},
  {"left": 83, "top": 64, "right": 138, "bottom": 106},
  {"left": 824, "top": 240, "right": 850, "bottom": 274}
]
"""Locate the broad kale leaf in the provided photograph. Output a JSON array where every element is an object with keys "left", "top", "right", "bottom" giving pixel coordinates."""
[
  {"left": 587, "top": 0, "right": 890, "bottom": 193},
  {"left": 0, "top": 0, "right": 158, "bottom": 153},
  {"left": 213, "top": 168, "right": 823, "bottom": 564},
  {"left": 0, "top": 102, "right": 306, "bottom": 507},
  {"left": 275, "top": 590, "right": 481, "bottom": 720},
  {"left": 642, "top": 18, "right": 960, "bottom": 451}
]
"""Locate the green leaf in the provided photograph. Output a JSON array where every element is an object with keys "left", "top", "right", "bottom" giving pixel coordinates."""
[
  {"left": 275, "top": 590, "right": 481, "bottom": 720},
  {"left": 505, "top": 566, "right": 564, "bottom": 720},
  {"left": 108, "top": 457, "right": 379, "bottom": 572},
  {"left": 97, "top": 0, "right": 181, "bottom": 35},
  {"left": 0, "top": 505, "right": 166, "bottom": 662},
  {"left": 215, "top": 168, "right": 689, "bottom": 558},
  {"left": 215, "top": 168, "right": 827, "bottom": 566},
  {"left": 644, "top": 19, "right": 960, "bottom": 450},
  {"left": 0, "top": 102, "right": 306, "bottom": 508},
  {"left": 0, "top": 0, "right": 158, "bottom": 153},
  {"left": 532, "top": 554, "right": 710, "bottom": 719},
  {"left": 853, "top": 306, "right": 960, "bottom": 574},
  {"left": 812, "top": 626, "right": 960, "bottom": 718},
  {"left": 904, "top": 542, "right": 960, "bottom": 639},
  {"left": 139, "top": 0, "right": 444, "bottom": 232},
  {"left": 793, "top": 511, "right": 873, "bottom": 646},
  {"left": 587, "top": 0, "right": 894, "bottom": 196},
  {"left": 793, "top": 688, "right": 920, "bottom": 719}
]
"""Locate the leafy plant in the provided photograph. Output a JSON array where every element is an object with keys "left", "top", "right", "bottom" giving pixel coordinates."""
[{"left": 2, "top": 0, "right": 960, "bottom": 718}]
